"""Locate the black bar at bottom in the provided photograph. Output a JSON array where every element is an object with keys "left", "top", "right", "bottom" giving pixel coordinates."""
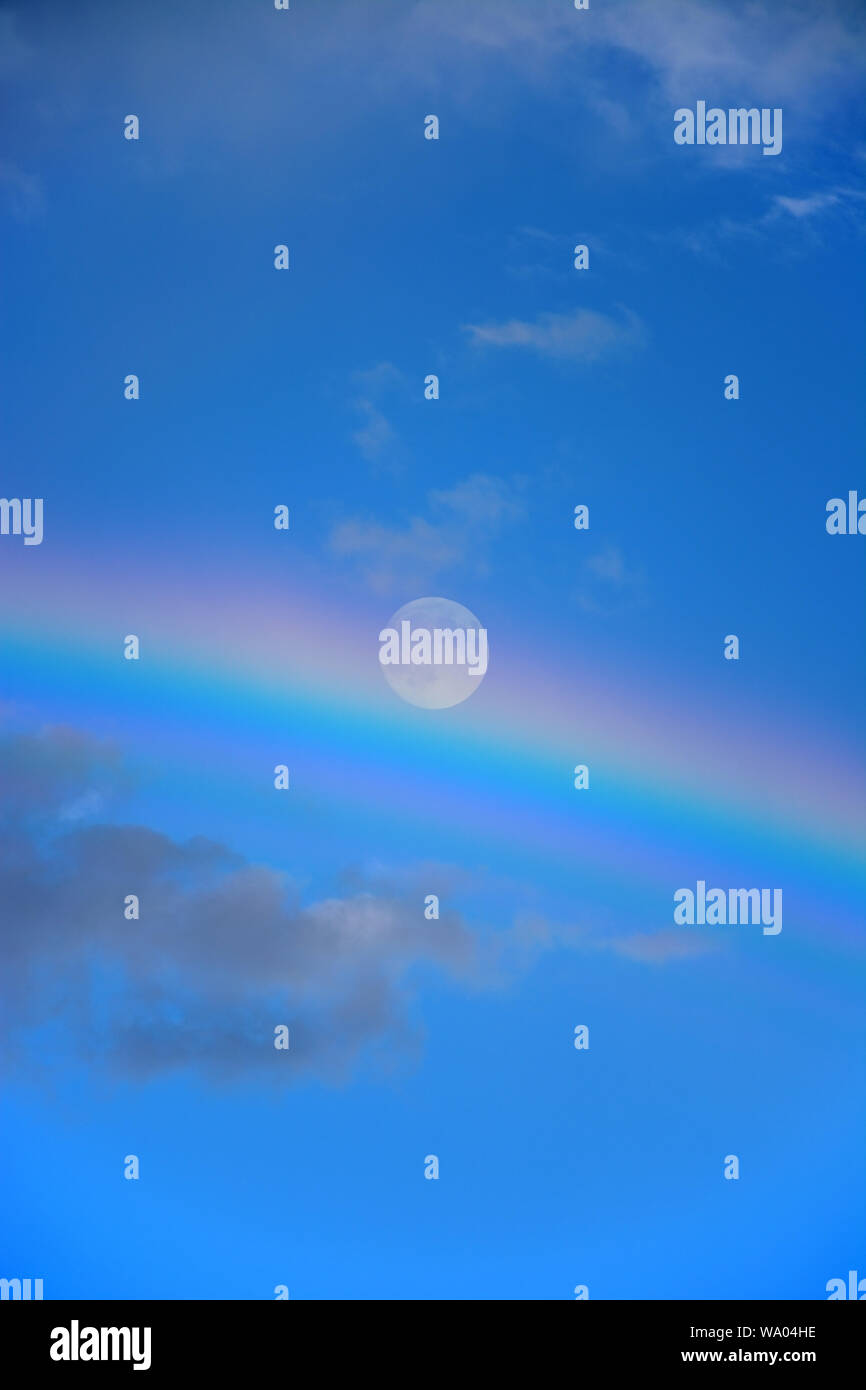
[{"left": 0, "top": 1299, "right": 861, "bottom": 1376}]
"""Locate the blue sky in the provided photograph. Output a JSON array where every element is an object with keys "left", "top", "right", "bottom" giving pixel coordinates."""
[{"left": 0, "top": 0, "right": 864, "bottom": 1299}]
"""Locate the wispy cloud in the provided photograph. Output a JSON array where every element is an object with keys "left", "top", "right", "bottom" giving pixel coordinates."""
[
  {"left": 576, "top": 545, "right": 649, "bottom": 617},
  {"left": 331, "top": 472, "right": 525, "bottom": 594},
  {"left": 591, "top": 0, "right": 866, "bottom": 108},
  {"left": 464, "top": 306, "right": 645, "bottom": 364},
  {"left": 353, "top": 400, "right": 397, "bottom": 463},
  {"left": 0, "top": 159, "right": 44, "bottom": 221},
  {"left": 3, "top": 1, "right": 862, "bottom": 194},
  {"left": 773, "top": 191, "right": 842, "bottom": 218},
  {"left": 602, "top": 930, "right": 720, "bottom": 964},
  {"left": 667, "top": 184, "right": 866, "bottom": 259},
  {"left": 405, "top": 0, "right": 866, "bottom": 140},
  {"left": 349, "top": 362, "right": 405, "bottom": 467},
  {"left": 504, "top": 225, "right": 607, "bottom": 282}
]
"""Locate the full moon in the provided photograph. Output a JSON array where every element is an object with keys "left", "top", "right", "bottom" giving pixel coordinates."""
[{"left": 379, "top": 596, "right": 488, "bottom": 709}]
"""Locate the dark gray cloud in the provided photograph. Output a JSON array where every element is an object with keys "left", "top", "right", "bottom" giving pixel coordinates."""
[
  {"left": 0, "top": 727, "right": 711, "bottom": 1087},
  {"left": 0, "top": 727, "right": 482, "bottom": 1086}
]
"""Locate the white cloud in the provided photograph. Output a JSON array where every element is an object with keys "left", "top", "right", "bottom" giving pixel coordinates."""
[
  {"left": 603, "top": 930, "right": 720, "bottom": 963},
  {"left": 464, "top": 306, "right": 645, "bottom": 363},
  {"left": 405, "top": 0, "right": 866, "bottom": 117},
  {"left": 0, "top": 160, "right": 44, "bottom": 221},
  {"left": 5, "top": 0, "right": 863, "bottom": 188},
  {"left": 773, "top": 191, "right": 842, "bottom": 218},
  {"left": 352, "top": 400, "right": 396, "bottom": 462},
  {"left": 576, "top": 546, "right": 649, "bottom": 617},
  {"left": 667, "top": 182, "right": 866, "bottom": 259},
  {"left": 349, "top": 363, "right": 405, "bottom": 466},
  {"left": 331, "top": 473, "right": 525, "bottom": 593},
  {"left": 592, "top": 0, "right": 865, "bottom": 106}
]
